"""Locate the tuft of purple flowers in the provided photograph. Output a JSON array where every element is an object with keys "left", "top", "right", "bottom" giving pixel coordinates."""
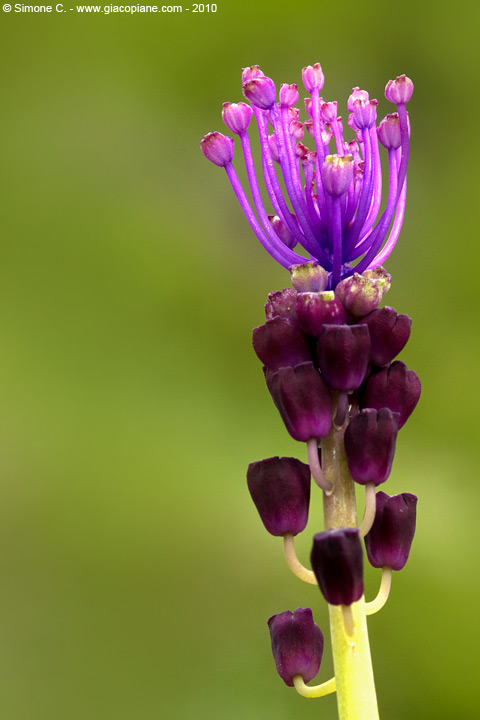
[{"left": 201, "top": 64, "right": 413, "bottom": 289}]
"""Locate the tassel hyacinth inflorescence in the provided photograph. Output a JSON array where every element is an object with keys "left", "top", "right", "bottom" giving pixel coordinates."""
[{"left": 202, "top": 63, "right": 420, "bottom": 720}]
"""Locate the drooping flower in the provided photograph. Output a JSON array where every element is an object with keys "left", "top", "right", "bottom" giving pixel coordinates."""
[
  {"left": 268, "top": 608, "right": 324, "bottom": 686},
  {"left": 201, "top": 65, "right": 413, "bottom": 289},
  {"left": 365, "top": 491, "right": 417, "bottom": 570}
]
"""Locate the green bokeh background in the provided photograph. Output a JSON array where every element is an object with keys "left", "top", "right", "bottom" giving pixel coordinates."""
[{"left": 0, "top": 1, "right": 478, "bottom": 718}]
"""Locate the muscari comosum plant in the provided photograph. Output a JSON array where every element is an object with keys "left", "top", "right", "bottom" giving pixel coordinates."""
[{"left": 201, "top": 62, "right": 420, "bottom": 720}]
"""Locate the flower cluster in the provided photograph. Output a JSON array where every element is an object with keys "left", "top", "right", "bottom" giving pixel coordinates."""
[
  {"left": 202, "top": 63, "right": 420, "bottom": 702},
  {"left": 201, "top": 63, "right": 412, "bottom": 289}
]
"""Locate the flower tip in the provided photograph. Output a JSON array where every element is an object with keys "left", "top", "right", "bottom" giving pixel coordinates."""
[
  {"left": 200, "top": 131, "right": 234, "bottom": 167},
  {"left": 242, "top": 76, "right": 277, "bottom": 110},
  {"left": 241, "top": 65, "right": 265, "bottom": 83},
  {"left": 222, "top": 101, "right": 253, "bottom": 134},
  {"left": 302, "top": 63, "right": 325, "bottom": 92},
  {"left": 279, "top": 83, "right": 299, "bottom": 108},
  {"left": 321, "top": 154, "right": 354, "bottom": 197},
  {"left": 385, "top": 74, "right": 414, "bottom": 104}
]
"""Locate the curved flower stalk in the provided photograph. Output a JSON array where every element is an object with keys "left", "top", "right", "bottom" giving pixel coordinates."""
[{"left": 202, "top": 63, "right": 420, "bottom": 720}]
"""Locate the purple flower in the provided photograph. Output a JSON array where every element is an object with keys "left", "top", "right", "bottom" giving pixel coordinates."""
[
  {"left": 365, "top": 491, "right": 417, "bottom": 570},
  {"left": 361, "top": 360, "right": 421, "bottom": 428},
  {"left": 317, "top": 324, "right": 371, "bottom": 392},
  {"left": 247, "top": 456, "right": 311, "bottom": 536},
  {"left": 311, "top": 528, "right": 364, "bottom": 605},
  {"left": 252, "top": 316, "right": 312, "bottom": 371},
  {"left": 202, "top": 63, "right": 413, "bottom": 286},
  {"left": 267, "top": 361, "right": 332, "bottom": 442},
  {"left": 361, "top": 306, "right": 412, "bottom": 367},
  {"left": 268, "top": 608, "right": 324, "bottom": 686},
  {"left": 344, "top": 408, "right": 399, "bottom": 485}
]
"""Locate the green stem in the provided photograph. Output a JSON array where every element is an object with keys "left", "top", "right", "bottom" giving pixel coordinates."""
[{"left": 322, "top": 421, "right": 380, "bottom": 720}]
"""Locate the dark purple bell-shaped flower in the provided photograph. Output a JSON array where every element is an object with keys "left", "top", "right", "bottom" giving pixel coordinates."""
[
  {"left": 296, "top": 291, "right": 347, "bottom": 336},
  {"left": 247, "top": 456, "right": 311, "bottom": 536},
  {"left": 361, "top": 306, "right": 411, "bottom": 367},
  {"left": 317, "top": 324, "right": 371, "bottom": 392},
  {"left": 264, "top": 288, "right": 298, "bottom": 322},
  {"left": 344, "top": 408, "right": 399, "bottom": 486},
  {"left": 268, "top": 608, "right": 324, "bottom": 686},
  {"left": 310, "top": 528, "right": 364, "bottom": 605},
  {"left": 252, "top": 317, "right": 311, "bottom": 371},
  {"left": 361, "top": 361, "right": 421, "bottom": 429},
  {"left": 268, "top": 362, "right": 332, "bottom": 442},
  {"left": 365, "top": 491, "right": 417, "bottom": 570}
]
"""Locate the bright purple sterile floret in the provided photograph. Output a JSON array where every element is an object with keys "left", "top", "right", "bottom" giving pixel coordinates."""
[
  {"left": 344, "top": 408, "right": 399, "bottom": 486},
  {"left": 268, "top": 362, "right": 332, "bottom": 442},
  {"left": 365, "top": 491, "right": 417, "bottom": 570},
  {"left": 252, "top": 316, "right": 311, "bottom": 371},
  {"left": 201, "top": 63, "right": 413, "bottom": 284},
  {"left": 377, "top": 113, "right": 402, "bottom": 149},
  {"left": 268, "top": 608, "right": 324, "bottom": 686},
  {"left": 321, "top": 155, "right": 354, "bottom": 198},
  {"left": 242, "top": 76, "right": 276, "bottom": 109},
  {"left": 222, "top": 102, "right": 253, "bottom": 134},
  {"left": 361, "top": 360, "right": 421, "bottom": 429},
  {"left": 311, "top": 528, "right": 364, "bottom": 606},
  {"left": 385, "top": 75, "right": 414, "bottom": 105},
  {"left": 302, "top": 63, "right": 325, "bottom": 92},
  {"left": 200, "top": 132, "right": 234, "bottom": 167},
  {"left": 247, "top": 456, "right": 311, "bottom": 536}
]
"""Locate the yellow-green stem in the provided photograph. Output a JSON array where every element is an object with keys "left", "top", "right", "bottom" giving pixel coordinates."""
[{"left": 322, "top": 421, "right": 380, "bottom": 720}]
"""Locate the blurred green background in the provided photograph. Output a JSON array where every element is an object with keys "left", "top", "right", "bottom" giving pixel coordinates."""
[{"left": 0, "top": 1, "right": 478, "bottom": 718}]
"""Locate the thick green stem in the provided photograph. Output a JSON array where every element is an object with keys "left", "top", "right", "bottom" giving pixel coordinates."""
[{"left": 322, "top": 422, "right": 380, "bottom": 720}]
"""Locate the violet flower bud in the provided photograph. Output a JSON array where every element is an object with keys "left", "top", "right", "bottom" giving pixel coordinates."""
[
  {"left": 311, "top": 528, "right": 364, "bottom": 606},
  {"left": 269, "top": 215, "right": 297, "bottom": 249},
  {"left": 385, "top": 74, "right": 414, "bottom": 104},
  {"left": 264, "top": 288, "right": 298, "bottom": 322},
  {"left": 279, "top": 83, "right": 299, "bottom": 107},
  {"left": 290, "top": 261, "right": 329, "bottom": 293},
  {"left": 268, "top": 362, "right": 332, "bottom": 442},
  {"left": 302, "top": 63, "right": 325, "bottom": 92},
  {"left": 317, "top": 324, "right": 371, "bottom": 392},
  {"left": 344, "top": 408, "right": 399, "bottom": 486},
  {"left": 347, "top": 87, "right": 369, "bottom": 112},
  {"left": 242, "top": 76, "right": 276, "bottom": 109},
  {"left": 200, "top": 132, "right": 234, "bottom": 167},
  {"left": 352, "top": 98, "right": 378, "bottom": 130},
  {"left": 377, "top": 113, "right": 402, "bottom": 150},
  {"left": 320, "top": 101, "right": 337, "bottom": 124},
  {"left": 365, "top": 491, "right": 417, "bottom": 570},
  {"left": 268, "top": 608, "right": 324, "bottom": 686},
  {"left": 247, "top": 456, "right": 311, "bottom": 536},
  {"left": 296, "top": 291, "right": 347, "bottom": 336},
  {"left": 361, "top": 361, "right": 421, "bottom": 429},
  {"left": 252, "top": 317, "right": 311, "bottom": 371},
  {"left": 334, "top": 273, "right": 382, "bottom": 318},
  {"left": 241, "top": 65, "right": 265, "bottom": 83},
  {"left": 222, "top": 102, "right": 253, "bottom": 134},
  {"left": 361, "top": 307, "right": 412, "bottom": 367},
  {"left": 321, "top": 155, "right": 354, "bottom": 198}
]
